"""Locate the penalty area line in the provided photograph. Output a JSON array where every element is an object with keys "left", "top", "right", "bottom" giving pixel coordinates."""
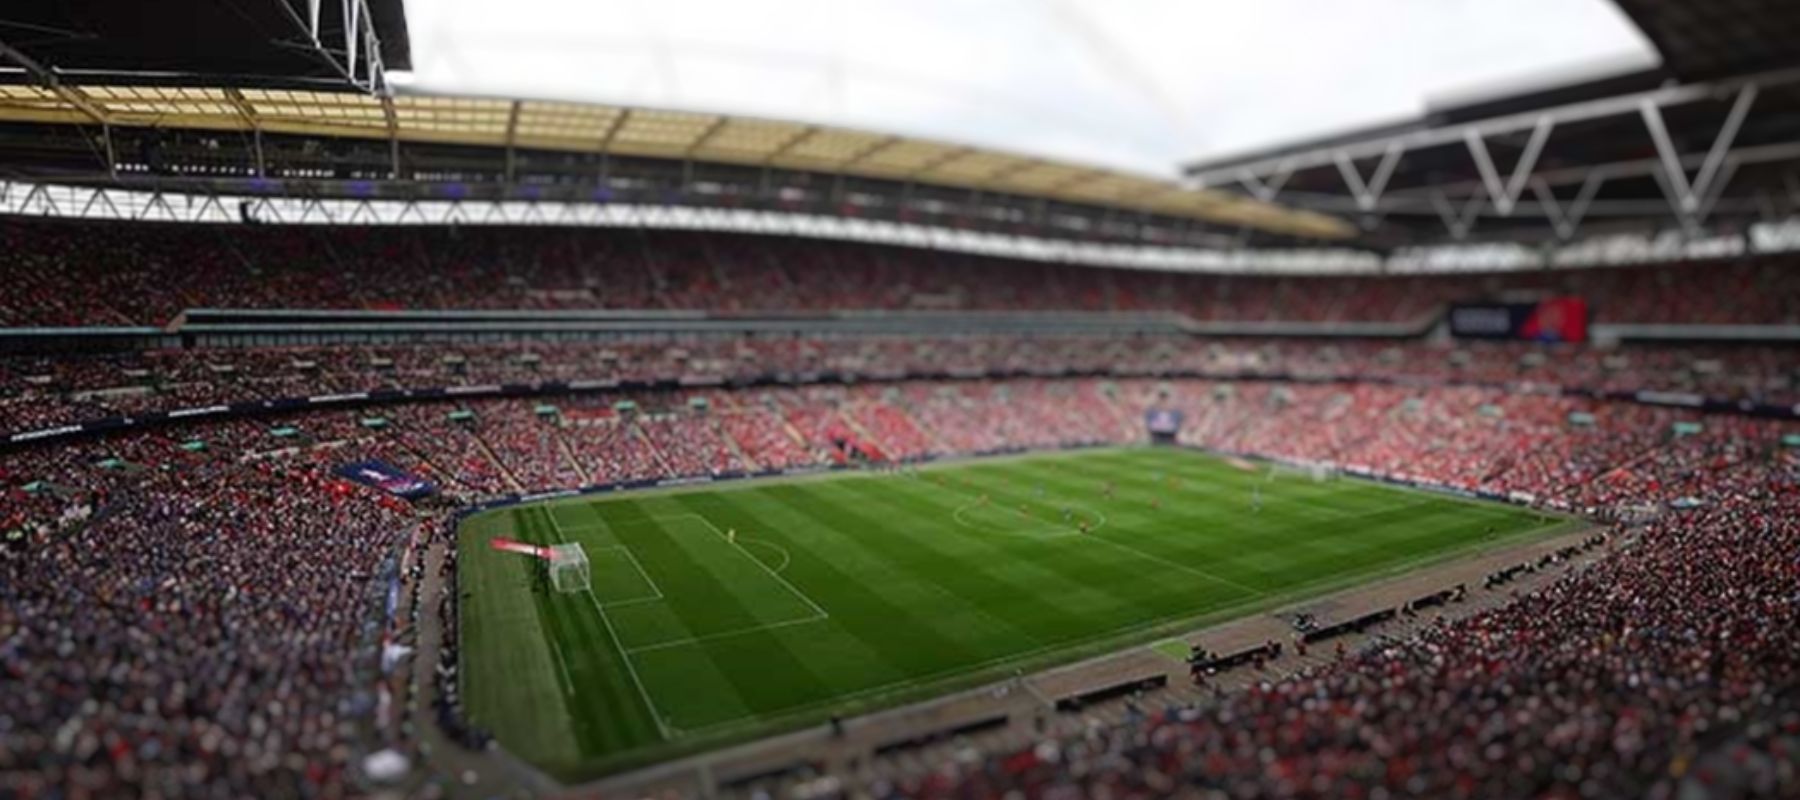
[
  {"left": 596, "top": 543, "right": 665, "bottom": 601},
  {"left": 545, "top": 511, "right": 677, "bottom": 740}
]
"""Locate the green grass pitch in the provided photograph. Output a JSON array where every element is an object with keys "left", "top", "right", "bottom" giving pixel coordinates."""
[{"left": 455, "top": 447, "right": 1568, "bottom": 780}]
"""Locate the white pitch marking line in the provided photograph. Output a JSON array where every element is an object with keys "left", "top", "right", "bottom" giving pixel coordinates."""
[
  {"left": 546, "top": 630, "right": 578, "bottom": 698},
  {"left": 661, "top": 569, "right": 1295, "bottom": 740},
  {"left": 736, "top": 537, "right": 793, "bottom": 573},
  {"left": 546, "top": 512, "right": 675, "bottom": 740},
  {"left": 1083, "top": 533, "right": 1267, "bottom": 599},
  {"left": 950, "top": 499, "right": 1107, "bottom": 539},
  {"left": 933, "top": 473, "right": 1259, "bottom": 595},
  {"left": 584, "top": 545, "right": 664, "bottom": 604},
  {"left": 624, "top": 615, "right": 830, "bottom": 655},
  {"left": 682, "top": 514, "right": 833, "bottom": 622},
  {"left": 607, "top": 543, "right": 665, "bottom": 600},
  {"left": 647, "top": 472, "right": 1562, "bottom": 741}
]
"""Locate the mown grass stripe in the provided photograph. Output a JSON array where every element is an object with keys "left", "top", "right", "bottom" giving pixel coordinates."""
[
  {"left": 758, "top": 483, "right": 1065, "bottom": 648},
  {"left": 863, "top": 470, "right": 1249, "bottom": 611},
  {"left": 456, "top": 446, "right": 1572, "bottom": 781},
  {"left": 536, "top": 506, "right": 670, "bottom": 747},
  {"left": 666, "top": 491, "right": 993, "bottom": 687},
  {"left": 592, "top": 503, "right": 841, "bottom": 725}
]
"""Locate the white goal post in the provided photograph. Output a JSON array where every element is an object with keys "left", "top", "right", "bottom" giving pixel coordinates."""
[{"left": 548, "top": 543, "right": 591, "bottom": 593}]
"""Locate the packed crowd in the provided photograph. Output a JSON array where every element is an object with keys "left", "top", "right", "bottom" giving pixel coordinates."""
[
  {"left": 0, "top": 425, "right": 417, "bottom": 798},
  {"left": 5, "top": 362, "right": 1799, "bottom": 797},
  {"left": 874, "top": 410, "right": 1800, "bottom": 798},
  {"left": 6, "top": 336, "right": 1798, "bottom": 440},
  {"left": 6, "top": 219, "right": 1800, "bottom": 327}
]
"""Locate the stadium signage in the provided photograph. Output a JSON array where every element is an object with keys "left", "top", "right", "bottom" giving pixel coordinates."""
[
  {"left": 10, "top": 424, "right": 82, "bottom": 442},
  {"left": 167, "top": 405, "right": 229, "bottom": 418},
  {"left": 1448, "top": 298, "right": 1589, "bottom": 343},
  {"left": 13, "top": 368, "right": 1800, "bottom": 455},
  {"left": 335, "top": 460, "right": 436, "bottom": 499},
  {"left": 1447, "top": 306, "right": 1513, "bottom": 336},
  {"left": 1145, "top": 408, "right": 1185, "bottom": 435},
  {"left": 517, "top": 489, "right": 580, "bottom": 503}
]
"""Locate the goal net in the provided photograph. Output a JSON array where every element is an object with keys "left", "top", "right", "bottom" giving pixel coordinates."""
[{"left": 548, "top": 543, "right": 591, "bottom": 593}]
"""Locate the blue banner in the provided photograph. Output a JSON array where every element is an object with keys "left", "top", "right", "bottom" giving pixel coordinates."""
[
  {"left": 1145, "top": 408, "right": 1184, "bottom": 435},
  {"left": 336, "top": 460, "right": 436, "bottom": 499}
]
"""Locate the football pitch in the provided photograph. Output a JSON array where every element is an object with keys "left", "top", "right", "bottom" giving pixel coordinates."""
[{"left": 455, "top": 447, "right": 1568, "bottom": 780}]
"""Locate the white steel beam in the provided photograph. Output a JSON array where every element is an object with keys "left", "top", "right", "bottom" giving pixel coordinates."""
[
  {"left": 1237, "top": 160, "right": 1294, "bottom": 202},
  {"left": 1463, "top": 116, "right": 1554, "bottom": 216},
  {"left": 1692, "top": 83, "right": 1758, "bottom": 206},
  {"left": 344, "top": 0, "right": 360, "bottom": 83},
  {"left": 1188, "top": 65, "right": 1800, "bottom": 186},
  {"left": 1263, "top": 136, "right": 1800, "bottom": 225},
  {"left": 1332, "top": 142, "right": 1405, "bottom": 211},
  {"left": 1642, "top": 83, "right": 1758, "bottom": 219},
  {"left": 1382, "top": 136, "right": 1800, "bottom": 205},
  {"left": 1640, "top": 100, "right": 1696, "bottom": 213},
  {"left": 1429, "top": 191, "right": 1485, "bottom": 241},
  {"left": 275, "top": 0, "right": 386, "bottom": 93},
  {"left": 1696, "top": 157, "right": 1741, "bottom": 224}
]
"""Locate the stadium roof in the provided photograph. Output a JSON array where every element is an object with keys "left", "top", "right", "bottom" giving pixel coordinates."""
[
  {"left": 395, "top": 0, "right": 1656, "bottom": 178},
  {"left": 1180, "top": 0, "right": 1800, "bottom": 250},
  {"left": 0, "top": 3, "right": 1356, "bottom": 243},
  {"left": 1611, "top": 0, "right": 1800, "bottom": 81},
  {"left": 23, "top": 0, "right": 1794, "bottom": 254},
  {"left": 1185, "top": 64, "right": 1800, "bottom": 248},
  {"left": 0, "top": 1, "right": 408, "bottom": 92},
  {"left": 0, "top": 85, "right": 1352, "bottom": 240}
]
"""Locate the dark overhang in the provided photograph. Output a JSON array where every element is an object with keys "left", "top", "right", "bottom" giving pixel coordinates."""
[{"left": 0, "top": 0, "right": 407, "bottom": 91}]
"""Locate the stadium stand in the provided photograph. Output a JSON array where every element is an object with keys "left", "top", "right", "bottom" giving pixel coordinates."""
[
  {"left": 6, "top": 347, "right": 1800, "bottom": 795},
  {"left": 6, "top": 221, "right": 1800, "bottom": 326},
  {"left": 9, "top": 336, "right": 1800, "bottom": 442},
  {"left": 5, "top": 1, "right": 1800, "bottom": 796}
]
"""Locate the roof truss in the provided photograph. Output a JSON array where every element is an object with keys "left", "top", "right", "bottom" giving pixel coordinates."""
[
  {"left": 0, "top": 84, "right": 1354, "bottom": 240},
  {"left": 1188, "top": 66, "right": 1800, "bottom": 243}
]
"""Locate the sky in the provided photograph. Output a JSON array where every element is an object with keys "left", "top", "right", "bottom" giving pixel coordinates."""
[{"left": 395, "top": 0, "right": 1656, "bottom": 177}]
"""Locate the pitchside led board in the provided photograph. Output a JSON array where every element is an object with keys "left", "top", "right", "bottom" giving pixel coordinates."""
[{"left": 1448, "top": 297, "right": 1590, "bottom": 343}]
